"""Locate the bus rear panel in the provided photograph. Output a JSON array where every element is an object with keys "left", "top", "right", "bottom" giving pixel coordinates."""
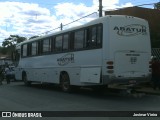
[{"left": 103, "top": 16, "right": 151, "bottom": 85}]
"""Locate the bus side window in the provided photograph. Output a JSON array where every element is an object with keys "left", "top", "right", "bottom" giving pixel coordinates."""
[
  {"left": 85, "top": 24, "right": 102, "bottom": 49},
  {"left": 91, "top": 26, "right": 97, "bottom": 47},
  {"left": 69, "top": 32, "right": 74, "bottom": 51},
  {"left": 31, "top": 42, "right": 38, "bottom": 56},
  {"left": 42, "top": 38, "right": 51, "bottom": 53},
  {"left": 51, "top": 37, "right": 55, "bottom": 52},
  {"left": 55, "top": 35, "right": 62, "bottom": 52},
  {"left": 22, "top": 44, "right": 27, "bottom": 57},
  {"left": 27, "top": 43, "right": 32, "bottom": 56},
  {"left": 38, "top": 40, "right": 42, "bottom": 55},
  {"left": 63, "top": 34, "right": 69, "bottom": 51},
  {"left": 84, "top": 28, "right": 90, "bottom": 48},
  {"left": 85, "top": 27, "right": 94, "bottom": 48},
  {"left": 74, "top": 30, "right": 84, "bottom": 50},
  {"left": 97, "top": 25, "right": 102, "bottom": 47}
]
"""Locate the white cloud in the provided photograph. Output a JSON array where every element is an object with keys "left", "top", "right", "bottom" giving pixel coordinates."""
[
  {"left": 0, "top": 2, "right": 57, "bottom": 42},
  {"left": 54, "top": 2, "right": 97, "bottom": 28},
  {"left": 0, "top": 0, "right": 133, "bottom": 45},
  {"left": 53, "top": 0, "right": 133, "bottom": 29},
  {"left": 120, "top": 3, "right": 133, "bottom": 8},
  {"left": 94, "top": 0, "right": 133, "bottom": 10},
  {"left": 0, "top": 29, "right": 10, "bottom": 41}
]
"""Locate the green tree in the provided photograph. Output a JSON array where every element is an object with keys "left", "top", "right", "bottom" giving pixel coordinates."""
[
  {"left": 2, "top": 35, "right": 26, "bottom": 48},
  {"left": 154, "top": 2, "right": 160, "bottom": 10},
  {"left": 0, "top": 46, "right": 8, "bottom": 55},
  {"left": 1, "top": 35, "right": 26, "bottom": 56}
]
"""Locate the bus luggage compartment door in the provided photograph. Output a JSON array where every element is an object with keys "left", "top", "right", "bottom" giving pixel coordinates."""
[
  {"left": 114, "top": 51, "right": 149, "bottom": 78},
  {"left": 80, "top": 67, "right": 101, "bottom": 83}
]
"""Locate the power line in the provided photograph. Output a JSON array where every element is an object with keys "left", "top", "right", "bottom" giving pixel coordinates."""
[
  {"left": 103, "top": 2, "right": 158, "bottom": 11},
  {"left": 63, "top": 12, "right": 97, "bottom": 27},
  {"left": 37, "top": 12, "right": 97, "bottom": 36},
  {"left": 31, "top": 2, "right": 159, "bottom": 37}
]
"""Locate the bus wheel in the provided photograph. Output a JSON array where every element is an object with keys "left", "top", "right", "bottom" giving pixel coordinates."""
[
  {"left": 60, "top": 73, "right": 71, "bottom": 92},
  {"left": 23, "top": 74, "right": 31, "bottom": 86}
]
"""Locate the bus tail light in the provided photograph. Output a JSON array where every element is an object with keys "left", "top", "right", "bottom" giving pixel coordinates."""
[
  {"left": 149, "top": 61, "right": 152, "bottom": 72},
  {"left": 106, "top": 61, "right": 114, "bottom": 74},
  {"left": 106, "top": 61, "right": 113, "bottom": 65}
]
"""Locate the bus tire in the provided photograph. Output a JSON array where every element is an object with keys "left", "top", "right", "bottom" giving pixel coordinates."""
[
  {"left": 23, "top": 74, "right": 31, "bottom": 86},
  {"left": 60, "top": 72, "right": 71, "bottom": 92}
]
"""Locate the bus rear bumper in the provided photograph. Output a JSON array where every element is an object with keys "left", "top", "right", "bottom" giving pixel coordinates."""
[{"left": 102, "top": 74, "right": 151, "bottom": 85}]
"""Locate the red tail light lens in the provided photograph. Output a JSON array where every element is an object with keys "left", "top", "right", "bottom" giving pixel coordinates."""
[{"left": 106, "top": 61, "right": 113, "bottom": 65}]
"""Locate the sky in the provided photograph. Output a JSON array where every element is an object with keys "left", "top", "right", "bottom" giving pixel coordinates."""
[{"left": 0, "top": 0, "right": 159, "bottom": 46}]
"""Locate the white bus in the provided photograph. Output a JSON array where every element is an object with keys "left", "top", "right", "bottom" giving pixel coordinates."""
[{"left": 13, "top": 15, "right": 151, "bottom": 92}]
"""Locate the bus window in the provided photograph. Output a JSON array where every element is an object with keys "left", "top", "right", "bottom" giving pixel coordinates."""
[
  {"left": 69, "top": 32, "right": 74, "bottom": 50},
  {"left": 31, "top": 42, "right": 37, "bottom": 56},
  {"left": 84, "top": 28, "right": 89, "bottom": 48},
  {"left": 37, "top": 40, "right": 42, "bottom": 55},
  {"left": 51, "top": 37, "right": 55, "bottom": 52},
  {"left": 43, "top": 38, "right": 51, "bottom": 53},
  {"left": 97, "top": 25, "right": 102, "bottom": 47},
  {"left": 63, "top": 34, "right": 69, "bottom": 51},
  {"left": 91, "top": 26, "right": 97, "bottom": 47},
  {"left": 22, "top": 44, "right": 27, "bottom": 57},
  {"left": 74, "top": 30, "right": 84, "bottom": 49},
  {"left": 85, "top": 24, "right": 102, "bottom": 49},
  {"left": 55, "top": 35, "right": 62, "bottom": 52}
]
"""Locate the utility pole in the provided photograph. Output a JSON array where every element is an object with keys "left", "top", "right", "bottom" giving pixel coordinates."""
[
  {"left": 99, "top": 0, "right": 102, "bottom": 17},
  {"left": 60, "top": 23, "right": 63, "bottom": 31}
]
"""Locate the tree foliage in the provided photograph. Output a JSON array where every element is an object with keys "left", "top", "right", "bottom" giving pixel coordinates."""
[
  {"left": 154, "top": 2, "right": 160, "bottom": 10},
  {"left": 0, "top": 46, "right": 8, "bottom": 55},
  {"left": 2, "top": 35, "right": 26, "bottom": 48},
  {"left": 1, "top": 35, "right": 27, "bottom": 56}
]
